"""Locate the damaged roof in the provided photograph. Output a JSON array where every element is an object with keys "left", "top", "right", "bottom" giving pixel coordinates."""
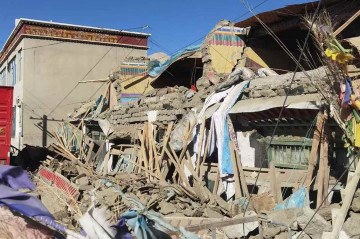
[{"left": 235, "top": 0, "right": 340, "bottom": 28}]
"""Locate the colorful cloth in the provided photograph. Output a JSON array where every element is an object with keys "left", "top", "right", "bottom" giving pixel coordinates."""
[{"left": 344, "top": 78, "right": 352, "bottom": 105}]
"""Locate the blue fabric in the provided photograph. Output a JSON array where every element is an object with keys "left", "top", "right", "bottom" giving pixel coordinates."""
[
  {"left": 113, "top": 217, "right": 132, "bottom": 239},
  {"left": 0, "top": 185, "right": 53, "bottom": 218},
  {"left": 221, "top": 123, "right": 233, "bottom": 174},
  {"left": 0, "top": 165, "right": 53, "bottom": 219},
  {"left": 148, "top": 44, "right": 201, "bottom": 77},
  {"left": 344, "top": 78, "right": 352, "bottom": 105},
  {"left": 0, "top": 165, "right": 35, "bottom": 190},
  {"left": 119, "top": 209, "right": 199, "bottom": 239},
  {"left": 274, "top": 187, "right": 309, "bottom": 210}
]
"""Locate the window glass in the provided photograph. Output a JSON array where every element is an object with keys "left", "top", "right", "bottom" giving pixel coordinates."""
[
  {"left": 8, "top": 57, "right": 16, "bottom": 86},
  {"left": 11, "top": 106, "right": 16, "bottom": 138},
  {"left": 0, "top": 69, "right": 5, "bottom": 86}
]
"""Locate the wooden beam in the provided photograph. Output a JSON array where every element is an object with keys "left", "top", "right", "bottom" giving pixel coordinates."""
[
  {"left": 230, "top": 141, "right": 242, "bottom": 199},
  {"left": 327, "top": 156, "right": 360, "bottom": 239},
  {"left": 316, "top": 111, "right": 328, "bottom": 208},
  {"left": 334, "top": 9, "right": 360, "bottom": 37},
  {"left": 305, "top": 111, "right": 325, "bottom": 190},
  {"left": 195, "top": 116, "right": 206, "bottom": 177},
  {"left": 227, "top": 118, "right": 250, "bottom": 198},
  {"left": 185, "top": 215, "right": 258, "bottom": 232},
  {"left": 322, "top": 116, "right": 330, "bottom": 206},
  {"left": 270, "top": 162, "right": 279, "bottom": 203}
]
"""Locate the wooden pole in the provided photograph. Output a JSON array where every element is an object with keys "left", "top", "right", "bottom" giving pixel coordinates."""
[
  {"left": 305, "top": 111, "right": 325, "bottom": 190},
  {"left": 322, "top": 114, "right": 330, "bottom": 206},
  {"left": 328, "top": 156, "right": 360, "bottom": 239},
  {"left": 317, "top": 111, "right": 328, "bottom": 209},
  {"left": 334, "top": 9, "right": 360, "bottom": 37},
  {"left": 270, "top": 162, "right": 279, "bottom": 203},
  {"left": 195, "top": 116, "right": 206, "bottom": 177},
  {"left": 230, "top": 141, "right": 242, "bottom": 198},
  {"left": 227, "top": 117, "right": 250, "bottom": 197}
]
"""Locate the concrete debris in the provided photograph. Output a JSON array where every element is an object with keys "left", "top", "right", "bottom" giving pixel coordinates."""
[
  {"left": 223, "top": 211, "right": 259, "bottom": 238},
  {"left": 343, "top": 212, "right": 360, "bottom": 238},
  {"left": 297, "top": 207, "right": 332, "bottom": 238},
  {"left": 350, "top": 189, "right": 360, "bottom": 212}
]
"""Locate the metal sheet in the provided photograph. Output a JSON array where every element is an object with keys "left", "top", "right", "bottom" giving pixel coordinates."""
[{"left": 229, "top": 94, "right": 321, "bottom": 114}]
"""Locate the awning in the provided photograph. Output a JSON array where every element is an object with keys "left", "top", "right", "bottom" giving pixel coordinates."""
[{"left": 229, "top": 93, "right": 322, "bottom": 114}]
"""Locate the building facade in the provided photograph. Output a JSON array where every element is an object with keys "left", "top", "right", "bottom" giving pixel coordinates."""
[{"left": 0, "top": 18, "right": 149, "bottom": 148}]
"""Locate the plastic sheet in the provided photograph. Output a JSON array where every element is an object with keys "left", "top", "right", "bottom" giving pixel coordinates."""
[
  {"left": 274, "top": 187, "right": 309, "bottom": 210},
  {"left": 148, "top": 44, "right": 201, "bottom": 77}
]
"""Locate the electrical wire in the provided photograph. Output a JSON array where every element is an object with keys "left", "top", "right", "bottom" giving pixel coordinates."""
[
  {"left": 280, "top": 116, "right": 317, "bottom": 200},
  {"left": 23, "top": 103, "right": 42, "bottom": 118},
  {"left": 85, "top": 36, "right": 148, "bottom": 101},
  {"left": 47, "top": 32, "right": 132, "bottom": 117},
  {"left": 296, "top": 151, "right": 359, "bottom": 238},
  {"left": 23, "top": 42, "right": 64, "bottom": 51},
  {"left": 241, "top": 0, "right": 323, "bottom": 215}
]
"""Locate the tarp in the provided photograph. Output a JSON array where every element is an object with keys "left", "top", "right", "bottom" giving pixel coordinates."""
[
  {"left": 274, "top": 187, "right": 309, "bottom": 210},
  {"left": 229, "top": 93, "right": 322, "bottom": 113},
  {"left": 148, "top": 44, "right": 201, "bottom": 77},
  {"left": 0, "top": 166, "right": 53, "bottom": 218}
]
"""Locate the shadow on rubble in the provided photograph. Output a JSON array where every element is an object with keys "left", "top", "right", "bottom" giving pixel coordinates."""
[{"left": 11, "top": 144, "right": 55, "bottom": 172}]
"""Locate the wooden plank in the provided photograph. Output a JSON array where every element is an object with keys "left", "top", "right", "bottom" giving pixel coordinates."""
[
  {"left": 305, "top": 111, "right": 325, "bottom": 190},
  {"left": 85, "top": 141, "right": 95, "bottom": 163},
  {"left": 322, "top": 119, "right": 330, "bottom": 206},
  {"left": 327, "top": 155, "right": 360, "bottom": 239},
  {"left": 158, "top": 122, "right": 174, "bottom": 168},
  {"left": 137, "top": 128, "right": 149, "bottom": 177},
  {"left": 185, "top": 215, "right": 258, "bottom": 232},
  {"left": 109, "top": 82, "right": 118, "bottom": 110},
  {"left": 78, "top": 78, "right": 109, "bottom": 83},
  {"left": 195, "top": 116, "right": 206, "bottom": 177},
  {"left": 178, "top": 120, "right": 197, "bottom": 163},
  {"left": 230, "top": 140, "right": 242, "bottom": 199},
  {"left": 317, "top": 112, "right": 328, "bottom": 208},
  {"left": 165, "top": 147, "right": 190, "bottom": 188},
  {"left": 228, "top": 118, "right": 250, "bottom": 198},
  {"left": 334, "top": 9, "right": 360, "bottom": 36},
  {"left": 269, "top": 162, "right": 278, "bottom": 203}
]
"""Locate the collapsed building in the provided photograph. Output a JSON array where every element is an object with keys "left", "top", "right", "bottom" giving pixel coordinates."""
[{"left": 3, "top": 0, "right": 360, "bottom": 238}]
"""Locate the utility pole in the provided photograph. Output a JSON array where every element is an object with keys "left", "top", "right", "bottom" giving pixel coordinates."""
[{"left": 29, "top": 115, "right": 63, "bottom": 147}]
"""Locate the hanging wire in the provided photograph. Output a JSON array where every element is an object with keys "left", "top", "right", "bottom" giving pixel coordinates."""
[{"left": 240, "top": 0, "right": 324, "bottom": 215}]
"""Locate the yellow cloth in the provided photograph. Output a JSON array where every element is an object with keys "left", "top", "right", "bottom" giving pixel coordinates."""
[{"left": 353, "top": 118, "right": 360, "bottom": 147}]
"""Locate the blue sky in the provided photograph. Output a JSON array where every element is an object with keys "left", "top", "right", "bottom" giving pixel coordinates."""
[{"left": 0, "top": 0, "right": 313, "bottom": 55}]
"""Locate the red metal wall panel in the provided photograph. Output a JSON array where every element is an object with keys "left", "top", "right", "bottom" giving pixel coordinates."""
[{"left": 0, "top": 86, "right": 13, "bottom": 164}]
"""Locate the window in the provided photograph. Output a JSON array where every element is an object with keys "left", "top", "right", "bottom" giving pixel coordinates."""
[
  {"left": 11, "top": 106, "right": 16, "bottom": 138},
  {"left": 8, "top": 57, "right": 16, "bottom": 86},
  {"left": 0, "top": 68, "right": 5, "bottom": 86},
  {"left": 17, "top": 50, "right": 22, "bottom": 82}
]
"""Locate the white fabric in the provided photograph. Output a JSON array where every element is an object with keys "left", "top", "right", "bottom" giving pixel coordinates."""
[
  {"left": 209, "top": 81, "right": 249, "bottom": 200},
  {"left": 192, "top": 86, "right": 234, "bottom": 160},
  {"left": 209, "top": 81, "right": 249, "bottom": 174}
]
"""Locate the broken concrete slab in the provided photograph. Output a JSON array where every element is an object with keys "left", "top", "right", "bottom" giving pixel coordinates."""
[
  {"left": 158, "top": 201, "right": 178, "bottom": 215},
  {"left": 343, "top": 211, "right": 360, "bottom": 238},
  {"left": 222, "top": 211, "right": 259, "bottom": 238},
  {"left": 297, "top": 207, "right": 332, "bottom": 238}
]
